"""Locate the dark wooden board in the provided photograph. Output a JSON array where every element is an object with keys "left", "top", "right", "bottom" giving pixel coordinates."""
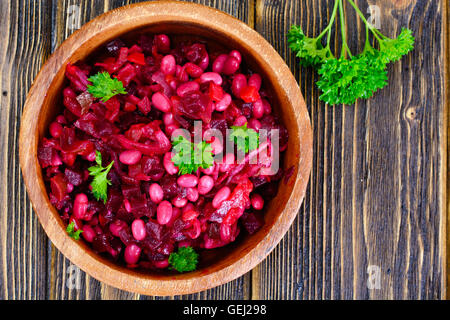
[
  {"left": 254, "top": 0, "right": 447, "bottom": 299},
  {"left": 0, "top": 0, "right": 447, "bottom": 299}
]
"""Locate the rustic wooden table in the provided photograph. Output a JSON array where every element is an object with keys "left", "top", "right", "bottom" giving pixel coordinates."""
[{"left": 0, "top": 0, "right": 448, "bottom": 300}]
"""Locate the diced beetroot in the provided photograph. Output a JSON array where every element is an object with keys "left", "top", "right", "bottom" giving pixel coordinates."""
[
  {"left": 128, "top": 44, "right": 143, "bottom": 54},
  {"left": 114, "top": 47, "right": 129, "bottom": 72},
  {"left": 50, "top": 193, "right": 72, "bottom": 212},
  {"left": 137, "top": 85, "right": 152, "bottom": 98},
  {"left": 106, "top": 189, "right": 123, "bottom": 213},
  {"left": 127, "top": 52, "right": 146, "bottom": 65},
  {"left": 128, "top": 163, "right": 150, "bottom": 181},
  {"left": 65, "top": 63, "right": 89, "bottom": 92},
  {"left": 128, "top": 194, "right": 149, "bottom": 217},
  {"left": 118, "top": 227, "right": 134, "bottom": 246},
  {"left": 105, "top": 39, "right": 125, "bottom": 56},
  {"left": 185, "top": 43, "right": 207, "bottom": 65},
  {"left": 241, "top": 211, "right": 264, "bottom": 234},
  {"left": 95, "top": 57, "right": 117, "bottom": 74},
  {"left": 125, "top": 123, "right": 145, "bottom": 142},
  {"left": 139, "top": 35, "right": 154, "bottom": 54},
  {"left": 38, "top": 146, "right": 56, "bottom": 168},
  {"left": 149, "top": 84, "right": 163, "bottom": 92},
  {"left": 124, "top": 101, "right": 137, "bottom": 112},
  {"left": 61, "top": 151, "right": 76, "bottom": 167},
  {"left": 90, "top": 102, "right": 107, "bottom": 119},
  {"left": 175, "top": 91, "right": 213, "bottom": 123},
  {"left": 105, "top": 96, "right": 121, "bottom": 122},
  {"left": 200, "top": 202, "right": 216, "bottom": 221},
  {"left": 67, "top": 140, "right": 95, "bottom": 157},
  {"left": 46, "top": 166, "right": 61, "bottom": 178},
  {"left": 126, "top": 95, "right": 141, "bottom": 106},
  {"left": 64, "top": 168, "right": 83, "bottom": 186},
  {"left": 209, "top": 82, "right": 224, "bottom": 102},
  {"left": 96, "top": 119, "right": 118, "bottom": 137},
  {"left": 141, "top": 155, "right": 165, "bottom": 180},
  {"left": 207, "top": 222, "right": 221, "bottom": 239},
  {"left": 240, "top": 85, "right": 260, "bottom": 103},
  {"left": 159, "top": 175, "right": 182, "bottom": 200},
  {"left": 98, "top": 210, "right": 114, "bottom": 228},
  {"left": 203, "top": 234, "right": 227, "bottom": 249},
  {"left": 116, "top": 207, "right": 134, "bottom": 224},
  {"left": 117, "top": 63, "right": 137, "bottom": 87},
  {"left": 224, "top": 102, "right": 242, "bottom": 125},
  {"left": 50, "top": 173, "right": 68, "bottom": 201},
  {"left": 235, "top": 100, "right": 252, "bottom": 119},
  {"left": 63, "top": 95, "right": 83, "bottom": 117},
  {"left": 145, "top": 219, "right": 164, "bottom": 241},
  {"left": 140, "top": 121, "right": 162, "bottom": 138},
  {"left": 92, "top": 233, "right": 113, "bottom": 253},
  {"left": 213, "top": 179, "right": 253, "bottom": 225},
  {"left": 137, "top": 96, "right": 151, "bottom": 115},
  {"left": 209, "top": 118, "right": 229, "bottom": 138},
  {"left": 250, "top": 176, "right": 268, "bottom": 188},
  {"left": 59, "top": 127, "right": 76, "bottom": 150},
  {"left": 122, "top": 184, "right": 142, "bottom": 199}
]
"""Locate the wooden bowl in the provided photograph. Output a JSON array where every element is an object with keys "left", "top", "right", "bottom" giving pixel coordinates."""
[{"left": 19, "top": 1, "right": 312, "bottom": 295}]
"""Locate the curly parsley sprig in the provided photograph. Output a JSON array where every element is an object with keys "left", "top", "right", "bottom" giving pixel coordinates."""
[
  {"left": 287, "top": 0, "right": 414, "bottom": 105},
  {"left": 87, "top": 72, "right": 127, "bottom": 102},
  {"left": 171, "top": 135, "right": 214, "bottom": 175},
  {"left": 66, "top": 221, "right": 83, "bottom": 240},
  {"left": 88, "top": 151, "right": 114, "bottom": 203},
  {"left": 169, "top": 246, "right": 199, "bottom": 272},
  {"left": 229, "top": 123, "right": 259, "bottom": 153}
]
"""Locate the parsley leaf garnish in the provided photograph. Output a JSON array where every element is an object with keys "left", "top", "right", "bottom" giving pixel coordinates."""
[
  {"left": 66, "top": 221, "right": 83, "bottom": 240},
  {"left": 87, "top": 72, "right": 127, "bottom": 102},
  {"left": 287, "top": 25, "right": 333, "bottom": 68},
  {"left": 88, "top": 151, "right": 114, "bottom": 203},
  {"left": 287, "top": 0, "right": 414, "bottom": 105},
  {"left": 229, "top": 123, "right": 259, "bottom": 153},
  {"left": 171, "top": 135, "right": 214, "bottom": 175},
  {"left": 169, "top": 246, "right": 199, "bottom": 272}
]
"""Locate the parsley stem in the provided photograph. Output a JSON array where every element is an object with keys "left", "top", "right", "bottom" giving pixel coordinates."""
[
  {"left": 363, "top": 23, "right": 372, "bottom": 53},
  {"left": 345, "top": 0, "right": 369, "bottom": 26},
  {"left": 338, "top": 0, "right": 352, "bottom": 58},
  {"left": 326, "top": 2, "right": 339, "bottom": 51},
  {"left": 345, "top": 0, "right": 384, "bottom": 43},
  {"left": 317, "top": 0, "right": 340, "bottom": 40}
]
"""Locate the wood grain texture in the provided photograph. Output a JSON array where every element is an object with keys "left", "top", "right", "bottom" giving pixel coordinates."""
[
  {"left": 0, "top": 0, "right": 52, "bottom": 300},
  {"left": 0, "top": 0, "right": 447, "bottom": 300},
  {"left": 254, "top": 0, "right": 447, "bottom": 299},
  {"left": 445, "top": 0, "right": 449, "bottom": 298}
]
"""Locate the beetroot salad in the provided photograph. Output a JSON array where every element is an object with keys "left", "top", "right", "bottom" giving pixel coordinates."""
[{"left": 38, "top": 34, "right": 288, "bottom": 272}]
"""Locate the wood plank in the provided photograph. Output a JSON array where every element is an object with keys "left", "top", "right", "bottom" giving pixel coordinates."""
[
  {"left": 0, "top": 0, "right": 52, "bottom": 300},
  {"left": 444, "top": 0, "right": 449, "bottom": 300},
  {"left": 47, "top": 0, "right": 253, "bottom": 300},
  {"left": 254, "top": 0, "right": 446, "bottom": 299}
]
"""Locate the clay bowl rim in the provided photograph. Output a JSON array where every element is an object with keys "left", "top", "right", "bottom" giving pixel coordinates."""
[{"left": 19, "top": 0, "right": 312, "bottom": 296}]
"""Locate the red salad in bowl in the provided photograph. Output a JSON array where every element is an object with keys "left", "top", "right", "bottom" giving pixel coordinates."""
[{"left": 37, "top": 33, "right": 288, "bottom": 272}]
